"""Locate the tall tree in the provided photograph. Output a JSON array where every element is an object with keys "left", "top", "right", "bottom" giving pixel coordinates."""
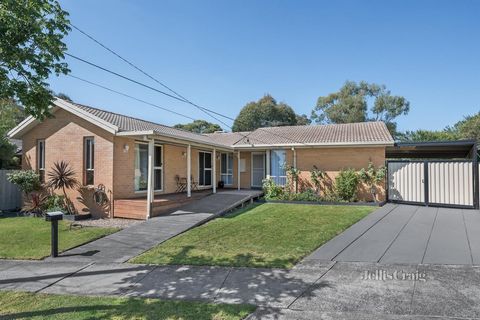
[
  {"left": 311, "top": 81, "right": 410, "bottom": 135},
  {"left": 56, "top": 92, "right": 73, "bottom": 102},
  {"left": 0, "top": 0, "right": 70, "bottom": 119},
  {"left": 232, "top": 95, "right": 308, "bottom": 132},
  {"left": 0, "top": 99, "right": 25, "bottom": 168},
  {"left": 453, "top": 112, "right": 480, "bottom": 141},
  {"left": 398, "top": 111, "right": 479, "bottom": 142},
  {"left": 173, "top": 120, "right": 222, "bottom": 134}
]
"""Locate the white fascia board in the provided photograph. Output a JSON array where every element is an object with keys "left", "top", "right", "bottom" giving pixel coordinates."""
[
  {"left": 54, "top": 99, "right": 118, "bottom": 134},
  {"left": 116, "top": 130, "right": 234, "bottom": 151},
  {"left": 7, "top": 99, "right": 119, "bottom": 138}
]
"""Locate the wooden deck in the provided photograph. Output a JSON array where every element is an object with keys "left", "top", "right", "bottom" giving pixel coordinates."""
[{"left": 113, "top": 190, "right": 213, "bottom": 219}]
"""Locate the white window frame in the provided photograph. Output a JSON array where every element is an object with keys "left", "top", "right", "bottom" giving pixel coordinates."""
[
  {"left": 198, "top": 151, "right": 212, "bottom": 187},
  {"left": 84, "top": 137, "right": 95, "bottom": 186},
  {"left": 134, "top": 141, "right": 163, "bottom": 193},
  {"left": 221, "top": 153, "right": 234, "bottom": 186},
  {"left": 37, "top": 139, "right": 45, "bottom": 182}
]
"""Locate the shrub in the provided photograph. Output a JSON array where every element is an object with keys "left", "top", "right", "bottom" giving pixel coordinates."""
[
  {"left": 310, "top": 165, "right": 326, "bottom": 193},
  {"left": 47, "top": 161, "right": 79, "bottom": 214},
  {"left": 335, "top": 168, "right": 359, "bottom": 202},
  {"left": 262, "top": 177, "right": 284, "bottom": 200},
  {"left": 6, "top": 170, "right": 42, "bottom": 194},
  {"left": 42, "top": 194, "right": 66, "bottom": 213},
  {"left": 359, "top": 162, "right": 386, "bottom": 203},
  {"left": 289, "top": 188, "right": 321, "bottom": 202}
]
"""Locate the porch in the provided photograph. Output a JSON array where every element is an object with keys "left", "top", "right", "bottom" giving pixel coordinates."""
[{"left": 113, "top": 189, "right": 264, "bottom": 220}]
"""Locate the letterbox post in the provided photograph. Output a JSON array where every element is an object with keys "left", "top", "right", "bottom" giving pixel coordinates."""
[{"left": 45, "top": 212, "right": 64, "bottom": 258}]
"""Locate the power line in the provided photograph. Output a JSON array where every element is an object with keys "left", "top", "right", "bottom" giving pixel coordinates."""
[
  {"left": 65, "top": 52, "right": 235, "bottom": 130},
  {"left": 66, "top": 74, "right": 278, "bottom": 146},
  {"left": 68, "top": 25, "right": 311, "bottom": 146},
  {"left": 68, "top": 74, "right": 196, "bottom": 121}
]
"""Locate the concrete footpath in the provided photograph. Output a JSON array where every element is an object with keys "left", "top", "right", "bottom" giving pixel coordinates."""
[
  {"left": 1, "top": 259, "right": 480, "bottom": 319},
  {"left": 46, "top": 190, "right": 262, "bottom": 263}
]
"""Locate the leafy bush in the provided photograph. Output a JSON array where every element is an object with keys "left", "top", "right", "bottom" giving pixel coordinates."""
[
  {"left": 310, "top": 165, "right": 326, "bottom": 193},
  {"left": 335, "top": 168, "right": 359, "bottom": 202},
  {"left": 47, "top": 161, "right": 79, "bottom": 214},
  {"left": 42, "top": 194, "right": 66, "bottom": 212},
  {"left": 7, "top": 170, "right": 42, "bottom": 194},
  {"left": 262, "top": 178, "right": 285, "bottom": 200},
  {"left": 359, "top": 162, "right": 386, "bottom": 202},
  {"left": 289, "top": 189, "right": 321, "bottom": 201}
]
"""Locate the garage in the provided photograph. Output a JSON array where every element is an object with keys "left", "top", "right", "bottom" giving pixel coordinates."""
[{"left": 386, "top": 140, "right": 479, "bottom": 209}]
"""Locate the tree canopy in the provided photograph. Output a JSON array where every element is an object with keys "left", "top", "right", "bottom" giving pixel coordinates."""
[
  {"left": 0, "top": 0, "right": 70, "bottom": 119},
  {"left": 173, "top": 120, "right": 222, "bottom": 134},
  {"left": 398, "top": 111, "right": 480, "bottom": 142},
  {"left": 0, "top": 99, "right": 25, "bottom": 168},
  {"left": 311, "top": 81, "right": 410, "bottom": 135},
  {"left": 232, "top": 95, "right": 310, "bottom": 132}
]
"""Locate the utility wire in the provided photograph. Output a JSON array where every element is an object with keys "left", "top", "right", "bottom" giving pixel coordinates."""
[
  {"left": 68, "top": 25, "right": 310, "bottom": 146},
  {"left": 68, "top": 74, "right": 196, "bottom": 121},
  {"left": 67, "top": 74, "right": 277, "bottom": 146}
]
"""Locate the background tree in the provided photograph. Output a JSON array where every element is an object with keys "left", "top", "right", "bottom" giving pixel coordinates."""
[
  {"left": 173, "top": 120, "right": 222, "bottom": 134},
  {"left": 0, "top": 0, "right": 70, "bottom": 119},
  {"left": 56, "top": 92, "right": 73, "bottom": 102},
  {"left": 233, "top": 95, "right": 308, "bottom": 132},
  {"left": 398, "top": 111, "right": 479, "bottom": 143},
  {"left": 311, "top": 81, "right": 410, "bottom": 136},
  {"left": 0, "top": 99, "right": 25, "bottom": 168}
]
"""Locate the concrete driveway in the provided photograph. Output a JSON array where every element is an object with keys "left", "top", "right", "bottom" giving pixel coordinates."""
[{"left": 306, "top": 203, "right": 480, "bottom": 265}]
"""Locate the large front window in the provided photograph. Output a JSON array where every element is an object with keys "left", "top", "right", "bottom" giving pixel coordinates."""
[
  {"left": 198, "top": 151, "right": 212, "bottom": 186},
  {"left": 221, "top": 153, "right": 233, "bottom": 185},
  {"left": 134, "top": 143, "right": 163, "bottom": 192},
  {"left": 270, "top": 150, "right": 287, "bottom": 186}
]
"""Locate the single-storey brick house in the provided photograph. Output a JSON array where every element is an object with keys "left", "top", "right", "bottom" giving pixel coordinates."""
[{"left": 8, "top": 98, "right": 394, "bottom": 219}]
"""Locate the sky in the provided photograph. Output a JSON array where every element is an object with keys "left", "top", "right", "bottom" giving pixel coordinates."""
[{"left": 49, "top": 0, "right": 480, "bottom": 132}]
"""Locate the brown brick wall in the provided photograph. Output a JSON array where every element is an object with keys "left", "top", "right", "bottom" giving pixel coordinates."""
[
  {"left": 22, "top": 109, "right": 114, "bottom": 218},
  {"left": 284, "top": 147, "right": 386, "bottom": 201}
]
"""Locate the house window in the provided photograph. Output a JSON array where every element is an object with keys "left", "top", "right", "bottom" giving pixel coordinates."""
[
  {"left": 270, "top": 149, "right": 287, "bottom": 186},
  {"left": 134, "top": 143, "right": 163, "bottom": 192},
  {"left": 154, "top": 145, "right": 163, "bottom": 191},
  {"left": 221, "top": 153, "right": 233, "bottom": 185},
  {"left": 84, "top": 137, "right": 94, "bottom": 185},
  {"left": 198, "top": 151, "right": 212, "bottom": 186},
  {"left": 37, "top": 140, "right": 45, "bottom": 183}
]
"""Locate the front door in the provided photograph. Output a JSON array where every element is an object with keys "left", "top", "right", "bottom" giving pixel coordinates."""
[{"left": 251, "top": 153, "right": 266, "bottom": 188}]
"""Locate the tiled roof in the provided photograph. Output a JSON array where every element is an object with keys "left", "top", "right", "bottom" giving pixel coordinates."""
[
  {"left": 207, "top": 122, "right": 394, "bottom": 146},
  {"left": 72, "top": 103, "right": 225, "bottom": 146},
  {"left": 65, "top": 100, "right": 393, "bottom": 148}
]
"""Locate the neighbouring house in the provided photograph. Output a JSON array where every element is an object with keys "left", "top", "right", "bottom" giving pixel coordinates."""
[{"left": 8, "top": 98, "right": 394, "bottom": 219}]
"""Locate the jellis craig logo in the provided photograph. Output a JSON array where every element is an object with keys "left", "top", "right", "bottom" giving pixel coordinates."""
[{"left": 361, "top": 269, "right": 426, "bottom": 281}]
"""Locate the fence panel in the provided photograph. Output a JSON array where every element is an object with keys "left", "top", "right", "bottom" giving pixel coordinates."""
[{"left": 0, "top": 170, "right": 22, "bottom": 211}]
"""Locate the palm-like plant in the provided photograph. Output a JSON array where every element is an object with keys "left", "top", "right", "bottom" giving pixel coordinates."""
[{"left": 47, "top": 161, "right": 79, "bottom": 214}]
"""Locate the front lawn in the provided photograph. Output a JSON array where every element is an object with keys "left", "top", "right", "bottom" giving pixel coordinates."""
[
  {"left": 131, "top": 203, "right": 374, "bottom": 268},
  {"left": 0, "top": 291, "right": 255, "bottom": 320},
  {"left": 0, "top": 216, "right": 119, "bottom": 260}
]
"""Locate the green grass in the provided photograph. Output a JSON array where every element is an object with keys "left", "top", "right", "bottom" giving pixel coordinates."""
[
  {"left": 0, "top": 216, "right": 119, "bottom": 260},
  {"left": 0, "top": 291, "right": 255, "bottom": 320},
  {"left": 131, "top": 203, "right": 374, "bottom": 268}
]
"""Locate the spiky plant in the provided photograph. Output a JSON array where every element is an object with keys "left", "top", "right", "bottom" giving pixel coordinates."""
[{"left": 47, "top": 161, "right": 79, "bottom": 214}]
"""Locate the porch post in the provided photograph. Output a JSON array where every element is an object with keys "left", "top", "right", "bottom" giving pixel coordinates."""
[
  {"left": 187, "top": 144, "right": 191, "bottom": 197},
  {"left": 237, "top": 150, "right": 241, "bottom": 190},
  {"left": 146, "top": 138, "right": 155, "bottom": 219},
  {"left": 266, "top": 150, "right": 271, "bottom": 178},
  {"left": 213, "top": 148, "right": 217, "bottom": 194}
]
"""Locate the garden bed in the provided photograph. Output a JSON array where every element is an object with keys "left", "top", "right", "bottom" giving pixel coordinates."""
[{"left": 262, "top": 199, "right": 386, "bottom": 206}]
